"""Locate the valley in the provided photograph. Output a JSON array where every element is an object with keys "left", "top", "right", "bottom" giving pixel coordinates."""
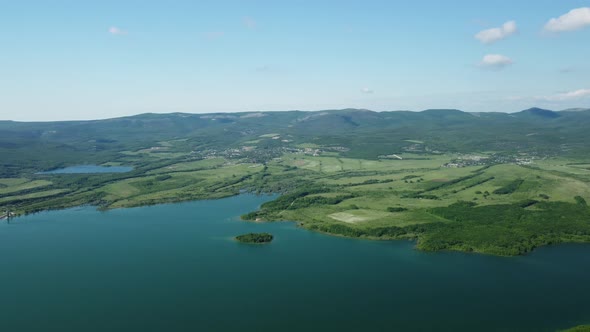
[{"left": 2, "top": 108, "right": 590, "bottom": 256}]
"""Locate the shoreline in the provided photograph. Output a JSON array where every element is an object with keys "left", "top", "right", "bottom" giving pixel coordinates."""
[{"left": 5, "top": 192, "right": 590, "bottom": 258}]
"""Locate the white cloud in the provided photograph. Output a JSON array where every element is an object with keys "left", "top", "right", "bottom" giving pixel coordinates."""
[
  {"left": 243, "top": 17, "right": 257, "bottom": 29},
  {"left": 506, "top": 89, "right": 590, "bottom": 103},
  {"left": 543, "top": 89, "right": 590, "bottom": 101},
  {"left": 544, "top": 7, "right": 590, "bottom": 32},
  {"left": 479, "top": 54, "right": 513, "bottom": 69},
  {"left": 475, "top": 21, "right": 517, "bottom": 44},
  {"left": 361, "top": 88, "right": 374, "bottom": 94},
  {"left": 108, "top": 26, "right": 127, "bottom": 35}
]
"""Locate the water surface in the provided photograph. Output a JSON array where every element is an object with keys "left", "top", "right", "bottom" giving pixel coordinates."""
[
  {"left": 1, "top": 194, "right": 589, "bottom": 332},
  {"left": 37, "top": 165, "right": 133, "bottom": 174}
]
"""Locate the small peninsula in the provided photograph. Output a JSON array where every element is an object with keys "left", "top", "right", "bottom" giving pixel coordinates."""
[{"left": 235, "top": 233, "right": 274, "bottom": 244}]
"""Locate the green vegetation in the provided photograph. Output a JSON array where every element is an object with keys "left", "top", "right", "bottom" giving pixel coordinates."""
[
  {"left": 575, "top": 196, "right": 588, "bottom": 206},
  {"left": 560, "top": 325, "right": 590, "bottom": 332},
  {"left": 3, "top": 108, "right": 590, "bottom": 256},
  {"left": 387, "top": 207, "right": 408, "bottom": 212},
  {"left": 493, "top": 179, "right": 524, "bottom": 195},
  {"left": 421, "top": 200, "right": 590, "bottom": 255},
  {"left": 235, "top": 233, "right": 274, "bottom": 244}
]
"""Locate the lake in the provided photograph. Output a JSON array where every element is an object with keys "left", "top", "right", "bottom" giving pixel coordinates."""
[
  {"left": 1, "top": 194, "right": 589, "bottom": 332},
  {"left": 37, "top": 165, "right": 133, "bottom": 174}
]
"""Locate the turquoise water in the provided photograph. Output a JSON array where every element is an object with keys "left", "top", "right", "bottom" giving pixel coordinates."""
[
  {"left": 37, "top": 165, "right": 133, "bottom": 174},
  {"left": 1, "top": 194, "right": 590, "bottom": 332}
]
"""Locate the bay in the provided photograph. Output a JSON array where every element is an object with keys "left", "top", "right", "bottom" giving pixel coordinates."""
[{"left": 1, "top": 194, "right": 589, "bottom": 332}]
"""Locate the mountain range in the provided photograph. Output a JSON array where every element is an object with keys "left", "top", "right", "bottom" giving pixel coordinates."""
[{"left": 2, "top": 107, "right": 589, "bottom": 176}]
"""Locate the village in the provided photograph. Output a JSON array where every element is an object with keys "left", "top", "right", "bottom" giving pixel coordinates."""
[{"left": 442, "top": 153, "right": 536, "bottom": 168}]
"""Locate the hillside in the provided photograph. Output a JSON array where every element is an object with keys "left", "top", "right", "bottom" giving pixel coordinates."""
[
  {"left": 2, "top": 108, "right": 590, "bottom": 177},
  {"left": 3, "top": 107, "right": 590, "bottom": 256}
]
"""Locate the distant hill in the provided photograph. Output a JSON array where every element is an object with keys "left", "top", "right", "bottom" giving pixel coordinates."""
[
  {"left": 3, "top": 107, "right": 590, "bottom": 176},
  {"left": 515, "top": 107, "right": 561, "bottom": 119}
]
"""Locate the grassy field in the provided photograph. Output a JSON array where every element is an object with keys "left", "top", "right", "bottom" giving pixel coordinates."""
[
  {"left": 0, "top": 188, "right": 70, "bottom": 204},
  {"left": 5, "top": 108, "right": 590, "bottom": 254},
  {"left": 0, "top": 179, "right": 52, "bottom": 195},
  {"left": 244, "top": 154, "right": 590, "bottom": 255},
  {"left": 3, "top": 149, "right": 590, "bottom": 256}
]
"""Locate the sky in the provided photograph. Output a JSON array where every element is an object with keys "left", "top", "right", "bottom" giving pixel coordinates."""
[{"left": 1, "top": 0, "right": 589, "bottom": 121}]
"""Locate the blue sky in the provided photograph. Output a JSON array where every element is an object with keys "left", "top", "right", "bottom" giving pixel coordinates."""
[{"left": 1, "top": 0, "right": 589, "bottom": 120}]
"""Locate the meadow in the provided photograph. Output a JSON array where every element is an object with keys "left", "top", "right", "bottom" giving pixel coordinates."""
[{"left": 3, "top": 108, "right": 590, "bottom": 256}]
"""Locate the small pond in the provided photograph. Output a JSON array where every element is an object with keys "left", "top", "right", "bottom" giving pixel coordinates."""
[{"left": 37, "top": 165, "right": 133, "bottom": 174}]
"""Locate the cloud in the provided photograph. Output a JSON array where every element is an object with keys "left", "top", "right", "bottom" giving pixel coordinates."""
[
  {"left": 544, "top": 7, "right": 590, "bottom": 32},
  {"left": 479, "top": 54, "right": 513, "bottom": 69},
  {"left": 243, "top": 17, "right": 257, "bottom": 29},
  {"left": 108, "top": 26, "right": 127, "bottom": 35},
  {"left": 475, "top": 21, "right": 517, "bottom": 44},
  {"left": 542, "top": 89, "right": 590, "bottom": 101},
  {"left": 361, "top": 88, "right": 374, "bottom": 94}
]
